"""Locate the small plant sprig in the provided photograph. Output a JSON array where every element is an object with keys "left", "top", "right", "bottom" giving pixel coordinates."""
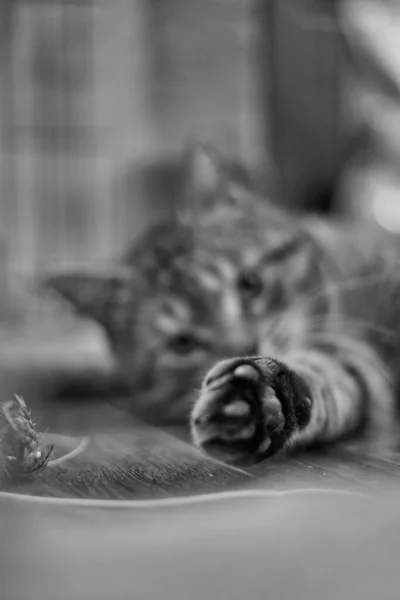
[{"left": 0, "top": 394, "right": 54, "bottom": 482}]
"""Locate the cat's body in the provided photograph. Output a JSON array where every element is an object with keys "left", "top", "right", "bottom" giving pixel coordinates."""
[{"left": 46, "top": 145, "right": 400, "bottom": 465}]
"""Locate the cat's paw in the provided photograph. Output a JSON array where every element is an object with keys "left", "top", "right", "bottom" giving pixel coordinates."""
[{"left": 191, "top": 357, "right": 312, "bottom": 466}]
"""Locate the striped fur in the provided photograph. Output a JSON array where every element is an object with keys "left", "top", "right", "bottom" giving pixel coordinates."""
[{"left": 46, "top": 144, "right": 400, "bottom": 464}]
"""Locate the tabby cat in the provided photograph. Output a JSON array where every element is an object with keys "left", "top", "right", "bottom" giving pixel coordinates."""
[{"left": 45, "top": 144, "right": 400, "bottom": 465}]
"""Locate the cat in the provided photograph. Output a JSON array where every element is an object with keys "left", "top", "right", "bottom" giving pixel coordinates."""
[{"left": 44, "top": 143, "right": 400, "bottom": 466}]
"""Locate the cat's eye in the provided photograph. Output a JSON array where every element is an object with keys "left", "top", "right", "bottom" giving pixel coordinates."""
[
  {"left": 168, "top": 333, "right": 200, "bottom": 355},
  {"left": 237, "top": 270, "right": 263, "bottom": 298}
]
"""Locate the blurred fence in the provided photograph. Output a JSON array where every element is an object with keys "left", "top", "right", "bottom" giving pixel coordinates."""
[{"left": 0, "top": 0, "right": 347, "bottom": 324}]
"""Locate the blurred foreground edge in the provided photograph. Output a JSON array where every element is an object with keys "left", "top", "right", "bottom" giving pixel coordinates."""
[{"left": 1, "top": 488, "right": 400, "bottom": 600}]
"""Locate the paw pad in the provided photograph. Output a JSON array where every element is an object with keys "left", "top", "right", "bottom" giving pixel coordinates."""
[{"left": 222, "top": 400, "right": 250, "bottom": 418}]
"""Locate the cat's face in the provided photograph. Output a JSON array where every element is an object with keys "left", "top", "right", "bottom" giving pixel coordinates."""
[{"left": 46, "top": 145, "right": 321, "bottom": 423}]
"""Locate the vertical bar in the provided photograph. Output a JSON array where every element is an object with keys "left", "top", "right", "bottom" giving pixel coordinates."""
[
  {"left": 0, "top": 0, "right": 17, "bottom": 316},
  {"left": 257, "top": 0, "right": 346, "bottom": 211}
]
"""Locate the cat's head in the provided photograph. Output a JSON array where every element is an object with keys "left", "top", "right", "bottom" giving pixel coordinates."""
[{"left": 44, "top": 144, "right": 321, "bottom": 423}]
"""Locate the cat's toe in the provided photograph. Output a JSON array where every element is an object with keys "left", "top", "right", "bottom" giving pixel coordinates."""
[
  {"left": 232, "top": 363, "right": 260, "bottom": 382},
  {"left": 191, "top": 358, "right": 284, "bottom": 465}
]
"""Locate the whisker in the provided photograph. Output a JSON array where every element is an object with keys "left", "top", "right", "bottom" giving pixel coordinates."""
[
  {"left": 278, "top": 269, "right": 400, "bottom": 322},
  {"left": 306, "top": 316, "right": 400, "bottom": 341},
  {"left": 261, "top": 268, "right": 400, "bottom": 346}
]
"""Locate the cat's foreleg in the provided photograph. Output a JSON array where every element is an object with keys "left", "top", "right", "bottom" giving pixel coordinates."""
[{"left": 191, "top": 340, "right": 393, "bottom": 465}]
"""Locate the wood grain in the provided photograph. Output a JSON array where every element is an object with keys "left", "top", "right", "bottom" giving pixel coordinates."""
[{"left": 3, "top": 419, "right": 251, "bottom": 500}]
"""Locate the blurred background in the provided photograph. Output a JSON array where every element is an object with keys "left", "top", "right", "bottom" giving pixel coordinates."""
[{"left": 0, "top": 0, "right": 397, "bottom": 327}]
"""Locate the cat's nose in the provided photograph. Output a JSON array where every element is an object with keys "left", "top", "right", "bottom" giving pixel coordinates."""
[{"left": 222, "top": 332, "right": 257, "bottom": 357}]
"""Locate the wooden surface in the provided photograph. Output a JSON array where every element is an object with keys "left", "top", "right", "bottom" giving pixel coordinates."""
[
  {"left": 2, "top": 321, "right": 400, "bottom": 599},
  {"left": 2, "top": 316, "right": 400, "bottom": 500},
  {"left": 3, "top": 390, "right": 400, "bottom": 501},
  {"left": 2, "top": 405, "right": 251, "bottom": 500}
]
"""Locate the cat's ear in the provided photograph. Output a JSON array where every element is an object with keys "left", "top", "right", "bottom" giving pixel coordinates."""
[
  {"left": 182, "top": 142, "right": 229, "bottom": 208},
  {"left": 41, "top": 265, "right": 133, "bottom": 327}
]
